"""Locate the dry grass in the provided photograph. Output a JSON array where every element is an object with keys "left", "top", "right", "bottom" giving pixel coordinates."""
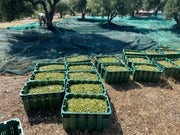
[
  {"left": 0, "top": 72, "right": 180, "bottom": 135},
  {"left": 0, "top": 18, "right": 62, "bottom": 29}
]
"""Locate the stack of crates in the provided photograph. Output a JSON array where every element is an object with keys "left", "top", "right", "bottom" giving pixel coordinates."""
[
  {"left": 20, "top": 62, "right": 66, "bottom": 112},
  {"left": 62, "top": 55, "right": 111, "bottom": 131},
  {"left": 19, "top": 55, "right": 112, "bottom": 131},
  {"left": 94, "top": 55, "right": 132, "bottom": 83},
  {"left": 122, "top": 47, "right": 180, "bottom": 81},
  {"left": 122, "top": 49, "right": 163, "bottom": 82}
]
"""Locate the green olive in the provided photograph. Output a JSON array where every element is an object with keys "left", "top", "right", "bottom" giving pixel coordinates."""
[
  {"left": 67, "top": 98, "right": 107, "bottom": 113},
  {"left": 70, "top": 84, "right": 102, "bottom": 94},
  {"left": 29, "top": 85, "right": 63, "bottom": 94},
  {"left": 105, "top": 65, "right": 128, "bottom": 71},
  {"left": 34, "top": 72, "right": 64, "bottom": 80},
  {"left": 39, "top": 65, "right": 64, "bottom": 70}
]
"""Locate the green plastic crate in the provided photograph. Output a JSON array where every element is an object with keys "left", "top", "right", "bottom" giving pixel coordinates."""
[
  {"left": 29, "top": 70, "right": 66, "bottom": 81},
  {"left": 66, "top": 62, "right": 96, "bottom": 71},
  {"left": 0, "top": 118, "right": 24, "bottom": 135},
  {"left": 170, "top": 58, "right": 180, "bottom": 67},
  {"left": 64, "top": 55, "right": 91, "bottom": 64},
  {"left": 101, "top": 63, "right": 132, "bottom": 83},
  {"left": 20, "top": 80, "right": 65, "bottom": 112},
  {"left": 122, "top": 49, "right": 145, "bottom": 61},
  {"left": 34, "top": 62, "right": 66, "bottom": 71},
  {"left": 66, "top": 80, "right": 106, "bottom": 94},
  {"left": 61, "top": 93, "right": 111, "bottom": 131},
  {"left": 66, "top": 71, "right": 101, "bottom": 81},
  {"left": 132, "top": 63, "right": 163, "bottom": 82},
  {"left": 155, "top": 46, "right": 173, "bottom": 51},
  {"left": 94, "top": 55, "right": 122, "bottom": 73},
  {"left": 124, "top": 55, "right": 152, "bottom": 68},
  {"left": 152, "top": 58, "right": 179, "bottom": 77},
  {"left": 142, "top": 50, "right": 164, "bottom": 59},
  {"left": 174, "top": 48, "right": 180, "bottom": 52},
  {"left": 159, "top": 49, "right": 180, "bottom": 59}
]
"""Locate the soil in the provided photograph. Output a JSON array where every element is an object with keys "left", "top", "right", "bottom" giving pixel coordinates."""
[
  {"left": 0, "top": 72, "right": 180, "bottom": 135},
  {"left": 0, "top": 18, "right": 62, "bottom": 29}
]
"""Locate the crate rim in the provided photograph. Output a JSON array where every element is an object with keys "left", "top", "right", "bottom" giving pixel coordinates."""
[
  {"left": 64, "top": 55, "right": 91, "bottom": 63},
  {"left": 94, "top": 55, "right": 122, "bottom": 63},
  {"left": 61, "top": 93, "right": 112, "bottom": 116},
  {"left": 132, "top": 63, "right": 163, "bottom": 72},
  {"left": 66, "top": 80, "right": 106, "bottom": 95},
  {"left": 101, "top": 63, "right": 132, "bottom": 73},
  {"left": 19, "top": 80, "right": 65, "bottom": 97}
]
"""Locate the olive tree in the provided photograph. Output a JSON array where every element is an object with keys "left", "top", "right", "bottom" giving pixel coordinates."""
[
  {"left": 87, "top": 0, "right": 128, "bottom": 23},
  {"left": 0, "top": 0, "right": 61, "bottom": 30}
]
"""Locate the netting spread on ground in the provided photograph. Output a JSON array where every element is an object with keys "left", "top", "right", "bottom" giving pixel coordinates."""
[{"left": 0, "top": 15, "right": 179, "bottom": 74}]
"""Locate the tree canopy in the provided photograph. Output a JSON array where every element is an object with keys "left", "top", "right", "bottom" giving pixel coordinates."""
[
  {"left": 1, "top": 0, "right": 180, "bottom": 29},
  {"left": 68, "top": 0, "right": 87, "bottom": 20},
  {"left": 87, "top": 0, "right": 128, "bottom": 23},
  {"left": 56, "top": 1, "right": 69, "bottom": 18},
  {"left": 163, "top": 0, "right": 180, "bottom": 28},
  {"left": 0, "top": 0, "right": 61, "bottom": 30}
]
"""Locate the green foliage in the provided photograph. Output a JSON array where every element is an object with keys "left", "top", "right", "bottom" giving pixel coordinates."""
[
  {"left": 34, "top": 72, "right": 65, "bottom": 80},
  {"left": 67, "top": 98, "right": 107, "bottom": 113},
  {"left": 126, "top": 0, "right": 143, "bottom": 16},
  {"left": 0, "top": 0, "right": 60, "bottom": 30},
  {"left": 135, "top": 65, "right": 159, "bottom": 71},
  {"left": 69, "top": 84, "right": 102, "bottom": 94},
  {"left": 39, "top": 65, "right": 65, "bottom": 70},
  {"left": 172, "top": 60, "right": 180, "bottom": 66},
  {"left": 163, "top": 0, "right": 180, "bottom": 28},
  {"left": 87, "top": 0, "right": 128, "bottom": 22},
  {"left": 29, "top": 85, "right": 63, "bottom": 94},
  {"left": 105, "top": 65, "right": 129, "bottom": 71},
  {"left": 66, "top": 55, "right": 89, "bottom": 62},
  {"left": 69, "top": 72, "right": 98, "bottom": 80},
  {"left": 69, "top": 65, "right": 93, "bottom": 71},
  {"left": 128, "top": 58, "right": 148, "bottom": 63},
  {"left": 143, "top": 0, "right": 167, "bottom": 10},
  {"left": 68, "top": 0, "right": 87, "bottom": 19},
  {"left": 0, "top": 0, "right": 35, "bottom": 22},
  {"left": 157, "top": 60, "right": 177, "bottom": 67},
  {"left": 98, "top": 57, "right": 119, "bottom": 63},
  {"left": 56, "top": 1, "right": 69, "bottom": 18},
  {"left": 164, "top": 0, "right": 180, "bottom": 18}
]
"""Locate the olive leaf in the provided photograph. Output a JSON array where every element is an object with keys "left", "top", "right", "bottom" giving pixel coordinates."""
[
  {"left": 105, "top": 65, "right": 128, "bottom": 71},
  {"left": 70, "top": 84, "right": 102, "bottom": 94},
  {"left": 39, "top": 65, "right": 64, "bottom": 70},
  {"left": 67, "top": 98, "right": 107, "bottom": 113},
  {"left": 35, "top": 72, "right": 64, "bottom": 80},
  {"left": 98, "top": 57, "right": 119, "bottom": 63},
  {"left": 29, "top": 85, "right": 63, "bottom": 94}
]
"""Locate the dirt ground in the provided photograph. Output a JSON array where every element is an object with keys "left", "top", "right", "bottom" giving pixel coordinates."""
[
  {"left": 0, "top": 72, "right": 180, "bottom": 135},
  {"left": 0, "top": 18, "right": 62, "bottom": 29}
]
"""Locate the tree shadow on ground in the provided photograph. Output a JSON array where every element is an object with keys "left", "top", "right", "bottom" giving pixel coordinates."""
[
  {"left": 66, "top": 100, "right": 123, "bottom": 135},
  {"left": 139, "top": 77, "right": 173, "bottom": 90},
  {"left": 77, "top": 18, "right": 106, "bottom": 23},
  {"left": 7, "top": 28, "right": 129, "bottom": 59},
  {"left": 27, "top": 110, "right": 62, "bottom": 125},
  {"left": 127, "top": 16, "right": 164, "bottom": 21},
  {"left": 98, "top": 22, "right": 140, "bottom": 33},
  {"left": 157, "top": 27, "right": 180, "bottom": 36},
  {"left": 110, "top": 79, "right": 142, "bottom": 92}
]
